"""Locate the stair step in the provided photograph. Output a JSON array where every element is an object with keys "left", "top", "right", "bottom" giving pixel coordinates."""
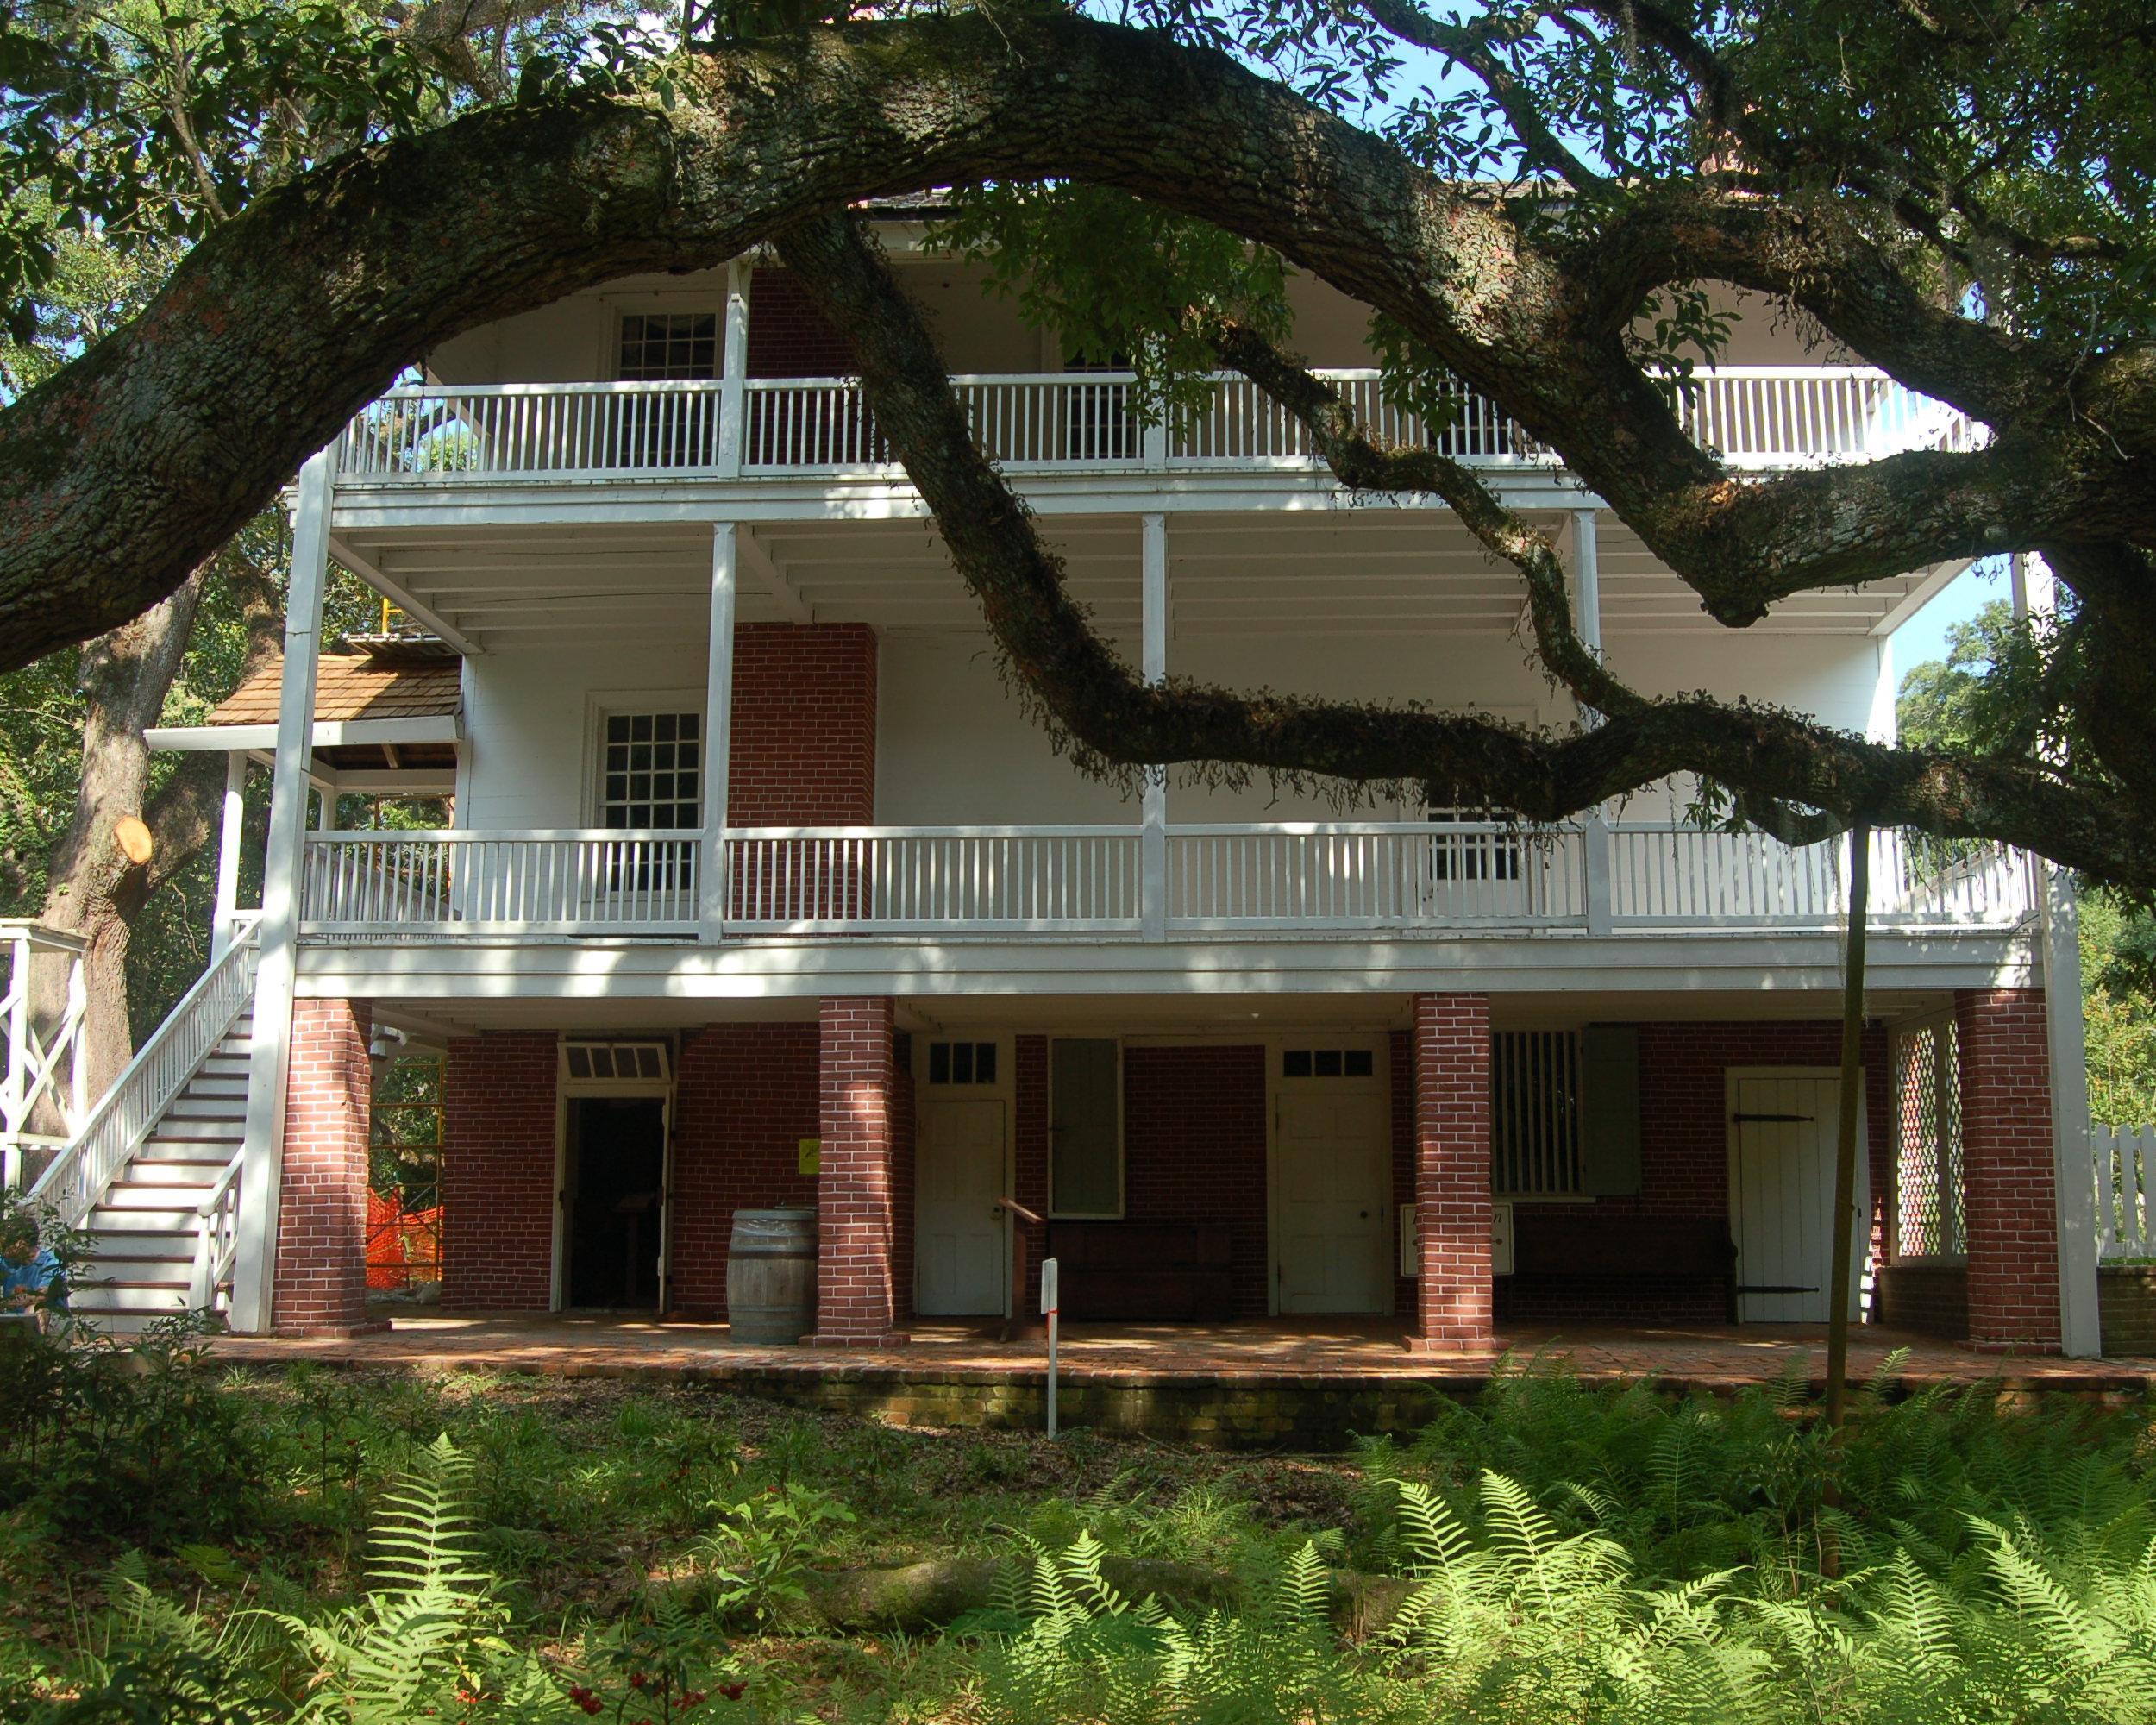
[
  {"left": 70, "top": 1285, "right": 196, "bottom": 1314},
  {"left": 78, "top": 1230, "right": 193, "bottom": 1258},
  {"left": 166, "top": 1096, "right": 248, "bottom": 1121},
  {"left": 146, "top": 1120, "right": 245, "bottom": 1145},
  {"left": 87, "top": 1208, "right": 204, "bottom": 1234},
  {"left": 186, "top": 1076, "right": 250, "bottom": 1099},
  {"left": 135, "top": 1139, "right": 240, "bottom": 1164},
  {"left": 116, "top": 1158, "right": 229, "bottom": 1182}
]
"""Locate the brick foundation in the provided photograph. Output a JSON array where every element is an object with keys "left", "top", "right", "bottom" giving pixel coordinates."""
[
  {"left": 441, "top": 1033, "right": 557, "bottom": 1310},
  {"left": 812, "top": 998, "right": 906, "bottom": 1344},
  {"left": 668, "top": 1023, "right": 820, "bottom": 1319},
  {"left": 1411, "top": 994, "right": 1495, "bottom": 1348},
  {"left": 1958, "top": 989, "right": 2063, "bottom": 1352},
  {"left": 271, "top": 998, "right": 384, "bottom": 1336}
]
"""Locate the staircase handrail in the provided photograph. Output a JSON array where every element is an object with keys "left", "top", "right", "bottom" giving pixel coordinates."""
[
  {"left": 191, "top": 1153, "right": 246, "bottom": 1309},
  {"left": 26, "top": 916, "right": 262, "bottom": 1230}
]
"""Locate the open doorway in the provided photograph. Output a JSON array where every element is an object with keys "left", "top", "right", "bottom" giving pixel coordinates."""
[{"left": 563, "top": 1095, "right": 668, "bottom": 1309}]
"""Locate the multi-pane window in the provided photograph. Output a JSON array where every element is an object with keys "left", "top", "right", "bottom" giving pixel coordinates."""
[
  {"left": 599, "top": 712, "right": 702, "bottom": 831},
  {"left": 1492, "top": 1029, "right": 1583, "bottom": 1196},
  {"left": 1893, "top": 1020, "right": 1965, "bottom": 1259},
  {"left": 1282, "top": 1048, "right": 1375, "bottom": 1079},
  {"left": 1426, "top": 806, "right": 1523, "bottom": 881},
  {"left": 928, "top": 1040, "right": 999, "bottom": 1085},
  {"left": 617, "top": 312, "right": 718, "bottom": 380}
]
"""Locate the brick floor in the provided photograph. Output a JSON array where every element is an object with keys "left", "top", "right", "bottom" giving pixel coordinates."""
[{"left": 210, "top": 1314, "right": 2156, "bottom": 1396}]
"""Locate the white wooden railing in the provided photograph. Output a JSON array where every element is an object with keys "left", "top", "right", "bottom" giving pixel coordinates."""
[
  {"left": 25, "top": 918, "right": 260, "bottom": 1230},
  {"left": 730, "top": 826, "right": 1142, "bottom": 932},
  {"left": 1606, "top": 828, "right": 2033, "bottom": 927},
  {"left": 1164, "top": 824, "right": 1586, "bottom": 928},
  {"left": 191, "top": 1155, "right": 245, "bottom": 1312},
  {"left": 2095, "top": 1125, "right": 2155, "bottom": 1263},
  {"left": 2, "top": 921, "right": 88, "bottom": 1190},
  {"left": 333, "top": 365, "right": 1974, "bottom": 485},
  {"left": 298, "top": 823, "right": 2037, "bottom": 940},
  {"left": 301, "top": 831, "right": 699, "bottom": 936}
]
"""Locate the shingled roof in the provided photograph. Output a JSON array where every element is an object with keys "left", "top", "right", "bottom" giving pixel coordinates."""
[{"left": 208, "top": 651, "right": 461, "bottom": 727}]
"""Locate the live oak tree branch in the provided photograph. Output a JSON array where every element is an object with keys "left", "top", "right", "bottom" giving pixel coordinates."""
[
  {"left": 1, "top": 12, "right": 2151, "bottom": 877},
  {"left": 774, "top": 211, "right": 2148, "bottom": 891}
]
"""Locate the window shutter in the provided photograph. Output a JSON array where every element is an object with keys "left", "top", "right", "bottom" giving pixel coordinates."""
[{"left": 1579, "top": 1025, "right": 1642, "bottom": 1196}]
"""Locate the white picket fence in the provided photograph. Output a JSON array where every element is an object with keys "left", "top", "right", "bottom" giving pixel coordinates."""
[{"left": 2094, "top": 1124, "right": 2155, "bottom": 1261}]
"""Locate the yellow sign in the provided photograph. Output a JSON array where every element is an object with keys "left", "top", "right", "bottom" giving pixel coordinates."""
[{"left": 797, "top": 1138, "right": 821, "bottom": 1176}]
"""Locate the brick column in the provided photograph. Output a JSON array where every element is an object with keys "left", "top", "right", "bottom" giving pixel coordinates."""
[
  {"left": 1409, "top": 993, "right": 1495, "bottom": 1350},
  {"left": 812, "top": 997, "right": 907, "bottom": 1345},
  {"left": 271, "top": 998, "right": 385, "bottom": 1336},
  {"left": 1957, "top": 988, "right": 2062, "bottom": 1352}
]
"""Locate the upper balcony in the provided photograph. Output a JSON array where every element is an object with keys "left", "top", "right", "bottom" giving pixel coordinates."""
[{"left": 329, "top": 365, "right": 1977, "bottom": 504}]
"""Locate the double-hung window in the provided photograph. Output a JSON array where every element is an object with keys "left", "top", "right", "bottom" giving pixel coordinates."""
[
  {"left": 616, "top": 311, "right": 719, "bottom": 467},
  {"left": 597, "top": 709, "right": 701, "bottom": 894}
]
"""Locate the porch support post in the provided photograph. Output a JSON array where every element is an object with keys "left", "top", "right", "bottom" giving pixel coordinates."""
[
  {"left": 716, "top": 260, "right": 751, "bottom": 479},
  {"left": 211, "top": 752, "right": 248, "bottom": 958},
  {"left": 812, "top": 996, "right": 907, "bottom": 1346},
  {"left": 1408, "top": 992, "right": 1495, "bottom": 1350},
  {"left": 1566, "top": 511, "right": 1614, "bottom": 933},
  {"left": 700, "top": 522, "right": 737, "bottom": 943},
  {"left": 268, "top": 996, "right": 383, "bottom": 1335},
  {"left": 1141, "top": 512, "right": 1168, "bottom": 941},
  {"left": 1956, "top": 988, "right": 2066, "bottom": 1352},
  {"left": 2010, "top": 553, "right": 2100, "bottom": 1355},
  {"left": 231, "top": 448, "right": 334, "bottom": 1335}
]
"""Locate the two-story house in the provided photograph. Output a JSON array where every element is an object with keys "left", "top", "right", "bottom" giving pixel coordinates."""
[{"left": 34, "top": 215, "right": 2102, "bottom": 1358}]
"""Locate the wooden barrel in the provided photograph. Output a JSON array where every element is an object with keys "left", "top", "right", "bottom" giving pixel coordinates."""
[{"left": 726, "top": 1208, "right": 818, "bottom": 1344}]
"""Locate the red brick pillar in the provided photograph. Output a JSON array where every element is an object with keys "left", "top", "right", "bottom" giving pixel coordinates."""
[
  {"left": 1409, "top": 993, "right": 1495, "bottom": 1350},
  {"left": 812, "top": 997, "right": 907, "bottom": 1345},
  {"left": 271, "top": 998, "right": 385, "bottom": 1336},
  {"left": 1957, "top": 989, "right": 2062, "bottom": 1352}
]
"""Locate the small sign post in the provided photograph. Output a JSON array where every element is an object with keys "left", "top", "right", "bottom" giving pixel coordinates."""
[{"left": 1039, "top": 1255, "right": 1060, "bottom": 1440}]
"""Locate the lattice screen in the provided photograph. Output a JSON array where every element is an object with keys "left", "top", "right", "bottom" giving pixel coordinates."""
[
  {"left": 1492, "top": 1030, "right": 1582, "bottom": 1195},
  {"left": 1892, "top": 1020, "right": 1965, "bottom": 1258}
]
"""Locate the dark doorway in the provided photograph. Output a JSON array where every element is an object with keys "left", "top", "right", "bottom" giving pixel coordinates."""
[{"left": 565, "top": 1096, "right": 667, "bottom": 1308}]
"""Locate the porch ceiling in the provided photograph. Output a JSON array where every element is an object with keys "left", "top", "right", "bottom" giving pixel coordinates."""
[
  {"left": 364, "top": 988, "right": 1955, "bottom": 1044},
  {"left": 332, "top": 513, "right": 1949, "bottom": 654}
]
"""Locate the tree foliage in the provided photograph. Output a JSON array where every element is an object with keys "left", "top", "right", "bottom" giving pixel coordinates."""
[{"left": 0, "top": 0, "right": 2152, "bottom": 892}]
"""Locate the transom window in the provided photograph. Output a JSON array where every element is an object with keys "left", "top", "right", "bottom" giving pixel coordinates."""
[
  {"left": 1282, "top": 1048, "right": 1374, "bottom": 1079},
  {"left": 600, "top": 711, "right": 701, "bottom": 831},
  {"left": 928, "top": 1040, "right": 999, "bottom": 1085},
  {"left": 618, "top": 312, "right": 718, "bottom": 380}
]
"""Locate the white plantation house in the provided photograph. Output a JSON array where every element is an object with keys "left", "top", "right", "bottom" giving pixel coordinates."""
[{"left": 9, "top": 216, "right": 2109, "bottom": 1358}]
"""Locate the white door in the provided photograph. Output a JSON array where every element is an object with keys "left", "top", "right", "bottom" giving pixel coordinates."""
[
  {"left": 1275, "top": 1090, "right": 1389, "bottom": 1313},
  {"left": 916, "top": 1099, "right": 1007, "bottom": 1316},
  {"left": 1730, "top": 1073, "right": 1865, "bottom": 1323}
]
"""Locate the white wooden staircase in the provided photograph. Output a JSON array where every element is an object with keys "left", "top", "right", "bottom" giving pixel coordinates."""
[
  {"left": 67, "top": 1011, "right": 253, "bottom": 1331},
  {"left": 25, "top": 921, "right": 261, "bottom": 1333}
]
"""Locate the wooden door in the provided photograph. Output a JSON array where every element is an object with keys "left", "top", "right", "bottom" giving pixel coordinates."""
[
  {"left": 1275, "top": 1090, "right": 1389, "bottom": 1314},
  {"left": 916, "top": 1099, "right": 1007, "bottom": 1316},
  {"left": 1730, "top": 1072, "right": 1865, "bottom": 1323}
]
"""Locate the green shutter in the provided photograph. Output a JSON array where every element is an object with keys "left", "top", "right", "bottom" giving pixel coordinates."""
[
  {"left": 1580, "top": 1025, "right": 1642, "bottom": 1197},
  {"left": 1050, "top": 1038, "right": 1122, "bottom": 1216}
]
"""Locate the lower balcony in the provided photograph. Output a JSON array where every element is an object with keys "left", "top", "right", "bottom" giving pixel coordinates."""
[{"left": 296, "top": 822, "right": 2037, "bottom": 941}]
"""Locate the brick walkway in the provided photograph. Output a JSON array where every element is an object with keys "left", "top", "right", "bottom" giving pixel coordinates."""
[{"left": 211, "top": 1313, "right": 2156, "bottom": 1396}]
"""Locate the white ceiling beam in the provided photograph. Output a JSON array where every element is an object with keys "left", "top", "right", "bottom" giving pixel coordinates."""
[
  {"left": 735, "top": 524, "right": 813, "bottom": 624},
  {"left": 331, "top": 536, "right": 485, "bottom": 656}
]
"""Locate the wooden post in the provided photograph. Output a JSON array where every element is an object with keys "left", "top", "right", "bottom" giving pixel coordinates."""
[
  {"left": 231, "top": 448, "right": 335, "bottom": 1334},
  {"left": 716, "top": 261, "right": 750, "bottom": 479},
  {"left": 1825, "top": 822, "right": 1870, "bottom": 1431},
  {"left": 211, "top": 752, "right": 248, "bottom": 959},
  {"left": 700, "top": 523, "right": 738, "bottom": 943},
  {"left": 1140, "top": 513, "right": 1168, "bottom": 941}
]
